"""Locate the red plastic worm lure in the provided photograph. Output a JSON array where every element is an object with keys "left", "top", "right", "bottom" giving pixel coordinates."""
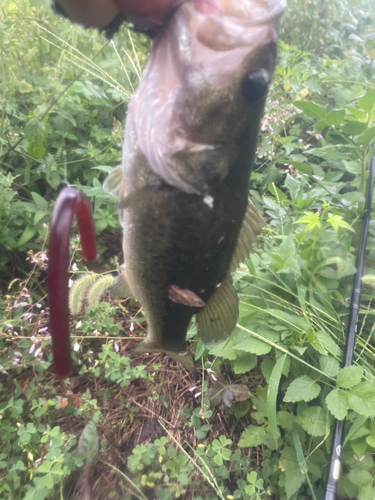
[{"left": 48, "top": 187, "right": 97, "bottom": 380}]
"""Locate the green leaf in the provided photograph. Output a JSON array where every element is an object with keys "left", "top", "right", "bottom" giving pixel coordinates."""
[
  {"left": 36, "top": 472, "right": 54, "bottom": 490},
  {"left": 348, "top": 383, "right": 375, "bottom": 417},
  {"left": 53, "top": 109, "right": 77, "bottom": 126},
  {"left": 349, "top": 438, "right": 368, "bottom": 459},
  {"left": 209, "top": 339, "right": 237, "bottom": 360},
  {"left": 366, "top": 434, "right": 375, "bottom": 448},
  {"left": 238, "top": 425, "right": 267, "bottom": 448},
  {"left": 336, "top": 365, "right": 363, "bottom": 389},
  {"left": 284, "top": 376, "right": 321, "bottom": 403},
  {"left": 34, "top": 210, "right": 48, "bottom": 225},
  {"left": 294, "top": 101, "right": 327, "bottom": 120},
  {"left": 19, "top": 432, "right": 31, "bottom": 444},
  {"left": 357, "top": 126, "right": 375, "bottom": 146},
  {"left": 232, "top": 353, "right": 257, "bottom": 374},
  {"left": 345, "top": 106, "right": 367, "bottom": 122},
  {"left": 347, "top": 468, "right": 373, "bottom": 487},
  {"left": 325, "top": 389, "right": 349, "bottom": 420},
  {"left": 291, "top": 424, "right": 306, "bottom": 470},
  {"left": 17, "top": 226, "right": 37, "bottom": 247},
  {"left": 268, "top": 182, "right": 287, "bottom": 202},
  {"left": 31, "top": 192, "right": 48, "bottom": 211},
  {"left": 343, "top": 161, "right": 362, "bottom": 175},
  {"left": 265, "top": 309, "right": 310, "bottom": 335},
  {"left": 362, "top": 275, "right": 375, "bottom": 289},
  {"left": 343, "top": 416, "right": 369, "bottom": 447},
  {"left": 289, "top": 161, "right": 312, "bottom": 176},
  {"left": 261, "top": 359, "right": 275, "bottom": 383},
  {"left": 268, "top": 234, "right": 301, "bottom": 275},
  {"left": 277, "top": 411, "right": 293, "bottom": 431},
  {"left": 25, "top": 118, "right": 46, "bottom": 159},
  {"left": 285, "top": 462, "right": 304, "bottom": 499},
  {"left": 315, "top": 330, "right": 341, "bottom": 357},
  {"left": 285, "top": 174, "right": 301, "bottom": 202},
  {"left": 295, "top": 406, "right": 327, "bottom": 437},
  {"left": 267, "top": 354, "right": 286, "bottom": 448},
  {"left": 327, "top": 214, "right": 354, "bottom": 232},
  {"left": 342, "top": 121, "right": 368, "bottom": 136},
  {"left": 326, "top": 109, "right": 345, "bottom": 126},
  {"left": 319, "top": 356, "right": 340, "bottom": 377},
  {"left": 78, "top": 420, "right": 99, "bottom": 467},
  {"left": 295, "top": 211, "right": 321, "bottom": 231},
  {"left": 234, "top": 336, "right": 272, "bottom": 355},
  {"left": 358, "top": 88, "right": 375, "bottom": 114}
]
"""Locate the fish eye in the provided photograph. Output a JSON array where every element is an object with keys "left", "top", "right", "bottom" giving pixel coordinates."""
[{"left": 241, "top": 69, "right": 270, "bottom": 103}]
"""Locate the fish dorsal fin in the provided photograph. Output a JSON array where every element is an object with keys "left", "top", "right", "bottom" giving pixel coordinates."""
[
  {"left": 108, "top": 265, "right": 135, "bottom": 299},
  {"left": 229, "top": 202, "right": 264, "bottom": 272},
  {"left": 103, "top": 165, "right": 123, "bottom": 200},
  {"left": 196, "top": 274, "right": 238, "bottom": 346}
]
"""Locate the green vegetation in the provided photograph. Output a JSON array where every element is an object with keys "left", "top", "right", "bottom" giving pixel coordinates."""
[{"left": 1, "top": 0, "right": 375, "bottom": 499}]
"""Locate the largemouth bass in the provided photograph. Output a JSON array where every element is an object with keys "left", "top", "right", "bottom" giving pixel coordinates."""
[{"left": 104, "top": 0, "right": 286, "bottom": 369}]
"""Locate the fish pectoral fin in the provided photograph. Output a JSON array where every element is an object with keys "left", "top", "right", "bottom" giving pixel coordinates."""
[
  {"left": 108, "top": 266, "right": 136, "bottom": 299},
  {"left": 103, "top": 165, "right": 123, "bottom": 200},
  {"left": 229, "top": 202, "right": 264, "bottom": 272},
  {"left": 131, "top": 340, "right": 196, "bottom": 371},
  {"left": 168, "top": 285, "right": 206, "bottom": 308},
  {"left": 196, "top": 274, "right": 238, "bottom": 346}
]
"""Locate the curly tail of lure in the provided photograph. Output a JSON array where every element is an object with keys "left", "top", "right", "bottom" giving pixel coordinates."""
[{"left": 48, "top": 187, "right": 97, "bottom": 380}]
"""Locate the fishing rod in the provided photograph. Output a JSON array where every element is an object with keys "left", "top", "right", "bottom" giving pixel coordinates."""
[{"left": 324, "top": 155, "right": 375, "bottom": 500}]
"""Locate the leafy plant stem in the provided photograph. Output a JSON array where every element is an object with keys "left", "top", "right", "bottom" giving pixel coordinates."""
[{"left": 102, "top": 461, "right": 148, "bottom": 500}]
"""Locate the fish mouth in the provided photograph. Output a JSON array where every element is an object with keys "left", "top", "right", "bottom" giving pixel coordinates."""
[
  {"left": 187, "top": 0, "right": 286, "bottom": 52},
  {"left": 192, "top": 0, "right": 286, "bottom": 22}
]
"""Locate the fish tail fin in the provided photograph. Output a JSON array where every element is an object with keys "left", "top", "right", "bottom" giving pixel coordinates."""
[{"left": 131, "top": 340, "right": 196, "bottom": 371}]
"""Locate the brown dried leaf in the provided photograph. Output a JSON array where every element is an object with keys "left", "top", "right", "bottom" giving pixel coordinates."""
[
  {"left": 20, "top": 379, "right": 29, "bottom": 396},
  {"left": 168, "top": 285, "right": 205, "bottom": 307},
  {"left": 60, "top": 398, "right": 69, "bottom": 410},
  {"left": 230, "top": 384, "right": 251, "bottom": 402},
  {"left": 206, "top": 387, "right": 224, "bottom": 407},
  {"left": 39, "top": 444, "right": 47, "bottom": 459},
  {"left": 74, "top": 396, "right": 83, "bottom": 408}
]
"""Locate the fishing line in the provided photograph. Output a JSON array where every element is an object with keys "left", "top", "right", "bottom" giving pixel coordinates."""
[{"left": 324, "top": 155, "right": 375, "bottom": 500}]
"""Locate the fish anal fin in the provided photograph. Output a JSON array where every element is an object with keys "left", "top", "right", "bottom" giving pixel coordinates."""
[
  {"left": 196, "top": 274, "right": 238, "bottom": 346},
  {"left": 230, "top": 202, "right": 264, "bottom": 272}
]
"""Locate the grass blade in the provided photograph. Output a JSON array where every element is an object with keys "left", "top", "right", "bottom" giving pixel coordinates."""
[{"left": 267, "top": 353, "right": 287, "bottom": 448}]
